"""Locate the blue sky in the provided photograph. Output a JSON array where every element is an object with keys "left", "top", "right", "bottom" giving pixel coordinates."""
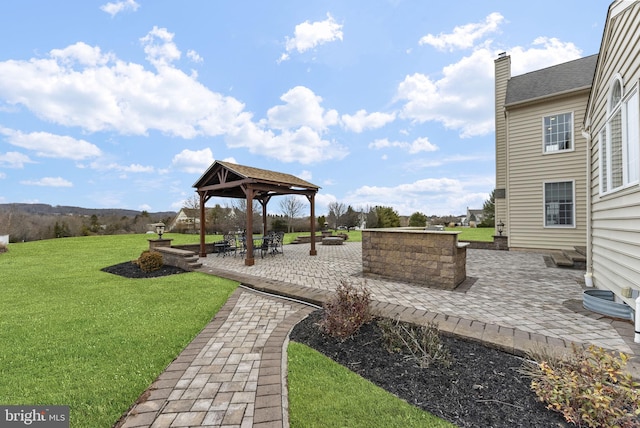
[{"left": 0, "top": 1, "right": 610, "bottom": 216}]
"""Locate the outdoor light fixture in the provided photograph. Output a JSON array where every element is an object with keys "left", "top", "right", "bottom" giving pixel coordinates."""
[
  {"left": 497, "top": 220, "right": 505, "bottom": 236},
  {"left": 155, "top": 222, "right": 165, "bottom": 239}
]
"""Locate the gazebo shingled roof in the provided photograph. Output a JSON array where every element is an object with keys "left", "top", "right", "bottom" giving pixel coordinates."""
[{"left": 193, "top": 160, "right": 321, "bottom": 265}]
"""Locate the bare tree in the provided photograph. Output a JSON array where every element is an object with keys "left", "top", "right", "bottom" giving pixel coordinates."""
[
  {"left": 231, "top": 199, "right": 262, "bottom": 233},
  {"left": 327, "top": 201, "right": 346, "bottom": 229},
  {"left": 279, "top": 196, "right": 304, "bottom": 233},
  {"left": 183, "top": 194, "right": 200, "bottom": 233}
]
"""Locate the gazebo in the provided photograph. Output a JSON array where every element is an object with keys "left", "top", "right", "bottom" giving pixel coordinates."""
[{"left": 192, "top": 161, "right": 321, "bottom": 266}]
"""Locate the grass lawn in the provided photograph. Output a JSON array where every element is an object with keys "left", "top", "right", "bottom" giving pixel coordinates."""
[
  {"left": 0, "top": 234, "right": 237, "bottom": 427},
  {"left": 287, "top": 342, "right": 453, "bottom": 428},
  {"left": 446, "top": 226, "right": 494, "bottom": 242}
]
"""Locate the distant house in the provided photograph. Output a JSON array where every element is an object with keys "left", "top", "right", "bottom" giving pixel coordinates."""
[
  {"left": 465, "top": 207, "right": 484, "bottom": 226},
  {"left": 582, "top": 0, "right": 640, "bottom": 306},
  {"left": 494, "top": 52, "right": 596, "bottom": 250},
  {"left": 168, "top": 208, "right": 201, "bottom": 232}
]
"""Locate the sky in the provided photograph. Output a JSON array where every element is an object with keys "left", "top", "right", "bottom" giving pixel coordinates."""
[{"left": 0, "top": 1, "right": 612, "bottom": 217}]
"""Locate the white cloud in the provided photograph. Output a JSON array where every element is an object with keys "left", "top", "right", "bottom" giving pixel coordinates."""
[
  {"left": 346, "top": 177, "right": 490, "bottom": 216},
  {"left": 0, "top": 172, "right": 6, "bottom": 179},
  {"left": 280, "top": 13, "right": 343, "bottom": 62},
  {"left": 227, "top": 121, "right": 348, "bottom": 164},
  {"left": 341, "top": 110, "right": 396, "bottom": 133},
  {"left": 0, "top": 39, "right": 246, "bottom": 139},
  {"left": 187, "top": 49, "right": 203, "bottom": 63},
  {"left": 396, "top": 37, "right": 582, "bottom": 138},
  {"left": 0, "top": 151, "right": 35, "bottom": 168},
  {"left": 266, "top": 86, "right": 338, "bottom": 132},
  {"left": 21, "top": 177, "right": 73, "bottom": 187},
  {"left": 369, "top": 137, "right": 438, "bottom": 154},
  {"left": 171, "top": 148, "right": 214, "bottom": 174},
  {"left": 508, "top": 37, "right": 583, "bottom": 75},
  {"left": 298, "top": 170, "right": 313, "bottom": 181},
  {"left": 223, "top": 86, "right": 347, "bottom": 164},
  {"left": 138, "top": 203, "right": 152, "bottom": 211},
  {"left": 140, "top": 26, "right": 181, "bottom": 68},
  {"left": 90, "top": 160, "right": 155, "bottom": 173},
  {"left": 1, "top": 127, "right": 102, "bottom": 160},
  {"left": 100, "top": 0, "right": 140, "bottom": 17},
  {"left": 419, "top": 12, "right": 504, "bottom": 51}
]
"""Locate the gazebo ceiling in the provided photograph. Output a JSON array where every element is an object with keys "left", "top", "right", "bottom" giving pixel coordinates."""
[{"left": 193, "top": 160, "right": 320, "bottom": 201}]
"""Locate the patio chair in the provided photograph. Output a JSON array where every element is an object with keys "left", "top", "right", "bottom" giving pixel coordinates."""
[
  {"left": 268, "top": 231, "right": 284, "bottom": 256},
  {"left": 222, "top": 234, "right": 237, "bottom": 257}
]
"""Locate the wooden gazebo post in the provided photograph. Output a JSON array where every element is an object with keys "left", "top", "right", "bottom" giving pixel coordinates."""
[
  {"left": 245, "top": 187, "right": 255, "bottom": 266},
  {"left": 308, "top": 193, "right": 317, "bottom": 256},
  {"left": 198, "top": 191, "right": 207, "bottom": 257}
]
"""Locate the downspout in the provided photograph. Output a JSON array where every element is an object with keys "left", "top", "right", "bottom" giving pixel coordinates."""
[
  {"left": 636, "top": 296, "right": 640, "bottom": 343},
  {"left": 581, "top": 128, "right": 592, "bottom": 280}
]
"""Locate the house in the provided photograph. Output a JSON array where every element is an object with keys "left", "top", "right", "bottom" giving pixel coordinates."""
[
  {"left": 168, "top": 208, "right": 201, "bottom": 232},
  {"left": 582, "top": 0, "right": 640, "bottom": 308},
  {"left": 465, "top": 207, "right": 485, "bottom": 226},
  {"left": 494, "top": 52, "right": 597, "bottom": 251}
]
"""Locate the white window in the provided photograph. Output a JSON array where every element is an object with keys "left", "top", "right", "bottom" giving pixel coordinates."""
[
  {"left": 543, "top": 112, "right": 573, "bottom": 153},
  {"left": 600, "top": 76, "right": 640, "bottom": 194},
  {"left": 544, "top": 181, "right": 574, "bottom": 227}
]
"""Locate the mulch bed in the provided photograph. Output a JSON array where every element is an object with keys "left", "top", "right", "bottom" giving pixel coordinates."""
[
  {"left": 290, "top": 310, "right": 570, "bottom": 428},
  {"left": 101, "top": 261, "right": 186, "bottom": 278}
]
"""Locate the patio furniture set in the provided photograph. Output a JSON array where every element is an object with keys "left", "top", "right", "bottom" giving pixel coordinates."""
[{"left": 215, "top": 231, "right": 285, "bottom": 259}]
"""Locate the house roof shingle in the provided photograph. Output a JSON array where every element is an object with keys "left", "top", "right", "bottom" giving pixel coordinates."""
[{"left": 505, "top": 54, "right": 598, "bottom": 106}]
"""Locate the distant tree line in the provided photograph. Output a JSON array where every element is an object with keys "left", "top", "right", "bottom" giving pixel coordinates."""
[{"left": 0, "top": 205, "right": 173, "bottom": 242}]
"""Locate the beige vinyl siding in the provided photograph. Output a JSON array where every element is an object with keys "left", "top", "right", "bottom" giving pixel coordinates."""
[
  {"left": 506, "top": 92, "right": 588, "bottom": 249},
  {"left": 588, "top": 2, "right": 640, "bottom": 306}
]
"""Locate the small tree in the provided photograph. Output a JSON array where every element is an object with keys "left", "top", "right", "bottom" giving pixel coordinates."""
[
  {"left": 374, "top": 206, "right": 400, "bottom": 228},
  {"left": 480, "top": 190, "right": 496, "bottom": 227},
  {"left": 317, "top": 215, "right": 327, "bottom": 230},
  {"left": 408, "top": 212, "right": 428, "bottom": 227}
]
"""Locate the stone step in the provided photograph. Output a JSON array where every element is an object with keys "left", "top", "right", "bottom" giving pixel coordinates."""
[
  {"left": 550, "top": 251, "right": 574, "bottom": 267},
  {"left": 188, "top": 262, "right": 203, "bottom": 269},
  {"left": 573, "top": 246, "right": 587, "bottom": 257},
  {"left": 562, "top": 249, "right": 586, "bottom": 263}
]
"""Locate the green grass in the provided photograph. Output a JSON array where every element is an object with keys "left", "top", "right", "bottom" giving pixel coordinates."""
[
  {"left": 287, "top": 342, "right": 454, "bottom": 428},
  {"left": 0, "top": 235, "right": 237, "bottom": 427},
  {"left": 446, "top": 226, "right": 494, "bottom": 242}
]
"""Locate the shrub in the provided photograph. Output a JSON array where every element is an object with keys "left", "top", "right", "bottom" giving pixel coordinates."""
[
  {"left": 319, "top": 281, "right": 371, "bottom": 339},
  {"left": 378, "top": 318, "right": 452, "bottom": 368},
  {"left": 134, "top": 250, "right": 164, "bottom": 273},
  {"left": 0, "top": 243, "right": 7, "bottom": 254},
  {"left": 522, "top": 344, "right": 640, "bottom": 427}
]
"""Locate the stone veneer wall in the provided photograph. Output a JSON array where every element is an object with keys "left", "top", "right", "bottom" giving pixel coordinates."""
[{"left": 362, "top": 228, "right": 467, "bottom": 290}]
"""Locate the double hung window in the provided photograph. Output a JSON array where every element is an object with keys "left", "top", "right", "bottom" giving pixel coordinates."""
[
  {"left": 543, "top": 112, "right": 573, "bottom": 153},
  {"left": 600, "top": 77, "right": 640, "bottom": 194},
  {"left": 544, "top": 181, "right": 574, "bottom": 227}
]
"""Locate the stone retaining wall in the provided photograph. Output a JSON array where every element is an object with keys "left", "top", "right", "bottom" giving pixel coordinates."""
[
  {"left": 362, "top": 228, "right": 466, "bottom": 290},
  {"left": 461, "top": 236, "right": 508, "bottom": 251}
]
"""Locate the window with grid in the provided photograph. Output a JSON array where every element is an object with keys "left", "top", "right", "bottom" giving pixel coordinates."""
[
  {"left": 600, "top": 78, "right": 640, "bottom": 194},
  {"left": 543, "top": 112, "right": 573, "bottom": 152},
  {"left": 544, "top": 181, "right": 574, "bottom": 227}
]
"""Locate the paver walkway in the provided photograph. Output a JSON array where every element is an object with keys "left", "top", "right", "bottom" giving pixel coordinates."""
[{"left": 119, "top": 243, "right": 639, "bottom": 427}]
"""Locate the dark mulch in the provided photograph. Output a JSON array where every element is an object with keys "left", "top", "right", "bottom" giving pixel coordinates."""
[
  {"left": 290, "top": 310, "right": 569, "bottom": 428},
  {"left": 101, "top": 261, "right": 187, "bottom": 279}
]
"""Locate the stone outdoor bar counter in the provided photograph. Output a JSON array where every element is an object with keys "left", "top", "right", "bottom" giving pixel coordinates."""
[{"left": 362, "top": 228, "right": 468, "bottom": 290}]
